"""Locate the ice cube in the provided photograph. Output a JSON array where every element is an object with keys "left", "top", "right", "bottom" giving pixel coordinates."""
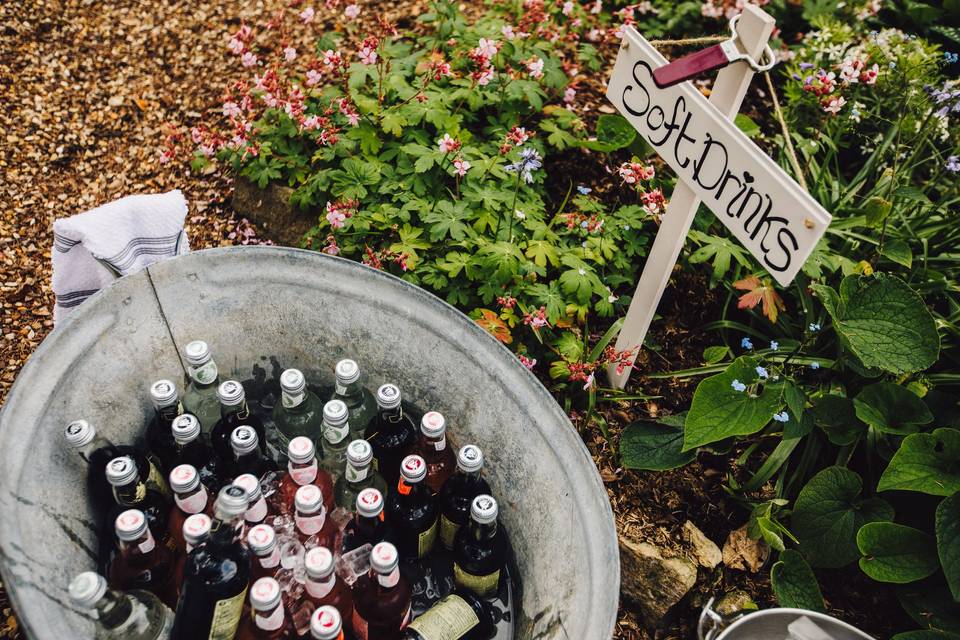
[
  {"left": 269, "top": 513, "right": 296, "bottom": 537},
  {"left": 277, "top": 567, "right": 306, "bottom": 604},
  {"left": 279, "top": 538, "right": 305, "bottom": 571},
  {"left": 330, "top": 506, "right": 353, "bottom": 531},
  {"left": 289, "top": 600, "right": 316, "bottom": 637},
  {"left": 259, "top": 470, "right": 281, "bottom": 499},
  {"left": 336, "top": 543, "right": 372, "bottom": 586}
]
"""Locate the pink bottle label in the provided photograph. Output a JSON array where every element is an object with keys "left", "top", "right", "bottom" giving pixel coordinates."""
[
  {"left": 305, "top": 574, "right": 335, "bottom": 599},
  {"left": 296, "top": 512, "right": 325, "bottom": 536},
  {"left": 260, "top": 546, "right": 281, "bottom": 569},
  {"left": 255, "top": 605, "right": 285, "bottom": 631},
  {"left": 289, "top": 461, "right": 318, "bottom": 485},
  {"left": 175, "top": 487, "right": 208, "bottom": 515},
  {"left": 246, "top": 496, "right": 268, "bottom": 524}
]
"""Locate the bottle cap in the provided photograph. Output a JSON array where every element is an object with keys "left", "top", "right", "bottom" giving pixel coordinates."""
[
  {"left": 322, "top": 399, "right": 349, "bottom": 427},
  {"left": 334, "top": 359, "right": 360, "bottom": 386},
  {"left": 400, "top": 455, "right": 427, "bottom": 484},
  {"left": 249, "top": 577, "right": 282, "bottom": 612},
  {"left": 310, "top": 606, "right": 342, "bottom": 640},
  {"left": 217, "top": 380, "right": 246, "bottom": 407},
  {"left": 376, "top": 383, "right": 402, "bottom": 410},
  {"left": 64, "top": 419, "right": 96, "bottom": 448},
  {"left": 280, "top": 369, "right": 306, "bottom": 395},
  {"left": 471, "top": 494, "right": 498, "bottom": 524},
  {"left": 295, "top": 484, "right": 324, "bottom": 514},
  {"left": 370, "top": 542, "right": 399, "bottom": 574},
  {"left": 169, "top": 464, "right": 200, "bottom": 494},
  {"left": 287, "top": 436, "right": 316, "bottom": 464},
  {"left": 420, "top": 411, "right": 446, "bottom": 438},
  {"left": 215, "top": 484, "right": 250, "bottom": 518},
  {"left": 230, "top": 426, "right": 259, "bottom": 455},
  {"left": 233, "top": 473, "right": 262, "bottom": 502},
  {"left": 171, "top": 414, "right": 201, "bottom": 444},
  {"left": 183, "top": 513, "right": 212, "bottom": 546},
  {"left": 105, "top": 456, "right": 138, "bottom": 487},
  {"left": 184, "top": 340, "right": 211, "bottom": 366},
  {"left": 304, "top": 546, "right": 335, "bottom": 579},
  {"left": 115, "top": 509, "right": 148, "bottom": 542},
  {"left": 457, "top": 444, "right": 484, "bottom": 473},
  {"left": 346, "top": 439, "right": 373, "bottom": 467},
  {"left": 149, "top": 379, "right": 179, "bottom": 409},
  {"left": 356, "top": 488, "right": 384, "bottom": 518},
  {"left": 68, "top": 572, "right": 107, "bottom": 609},
  {"left": 247, "top": 524, "right": 277, "bottom": 555}
]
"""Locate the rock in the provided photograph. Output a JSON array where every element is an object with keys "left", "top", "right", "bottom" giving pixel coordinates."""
[
  {"left": 619, "top": 535, "right": 698, "bottom": 627},
  {"left": 232, "top": 178, "right": 313, "bottom": 247},
  {"left": 682, "top": 520, "right": 722, "bottom": 569},
  {"left": 713, "top": 589, "right": 759, "bottom": 617},
  {"left": 722, "top": 525, "right": 770, "bottom": 572}
]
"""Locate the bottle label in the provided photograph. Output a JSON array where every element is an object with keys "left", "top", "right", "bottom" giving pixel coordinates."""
[
  {"left": 345, "top": 463, "right": 368, "bottom": 483},
  {"left": 378, "top": 567, "right": 400, "bottom": 588},
  {"left": 352, "top": 609, "right": 369, "bottom": 640},
  {"left": 290, "top": 461, "right": 319, "bottom": 485},
  {"left": 146, "top": 461, "right": 171, "bottom": 497},
  {"left": 406, "top": 594, "right": 480, "bottom": 640},
  {"left": 418, "top": 518, "right": 439, "bottom": 558},
  {"left": 433, "top": 436, "right": 447, "bottom": 451},
  {"left": 191, "top": 361, "right": 219, "bottom": 385},
  {"left": 255, "top": 605, "right": 285, "bottom": 632},
  {"left": 440, "top": 515, "right": 461, "bottom": 550},
  {"left": 207, "top": 586, "right": 247, "bottom": 640},
  {"left": 305, "top": 574, "right": 335, "bottom": 599},
  {"left": 296, "top": 512, "right": 326, "bottom": 536},
  {"left": 454, "top": 564, "right": 500, "bottom": 598},
  {"left": 281, "top": 390, "right": 306, "bottom": 409},
  {"left": 261, "top": 546, "right": 281, "bottom": 569},
  {"left": 175, "top": 487, "right": 208, "bottom": 515},
  {"left": 335, "top": 382, "right": 348, "bottom": 396},
  {"left": 246, "top": 497, "right": 268, "bottom": 524},
  {"left": 138, "top": 532, "right": 156, "bottom": 555},
  {"left": 325, "top": 422, "right": 349, "bottom": 445}
]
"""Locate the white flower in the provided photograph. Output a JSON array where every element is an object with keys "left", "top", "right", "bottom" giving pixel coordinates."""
[
  {"left": 475, "top": 38, "right": 499, "bottom": 59},
  {"left": 284, "top": 47, "right": 297, "bottom": 62},
  {"left": 562, "top": 1, "right": 575, "bottom": 15},
  {"left": 526, "top": 57, "right": 544, "bottom": 79},
  {"left": 502, "top": 24, "right": 516, "bottom": 40},
  {"left": 591, "top": 0, "right": 602, "bottom": 13},
  {"left": 438, "top": 133, "right": 460, "bottom": 154},
  {"left": 344, "top": 3, "right": 360, "bottom": 18},
  {"left": 515, "top": 209, "right": 526, "bottom": 220},
  {"left": 299, "top": 6, "right": 315, "bottom": 22}
]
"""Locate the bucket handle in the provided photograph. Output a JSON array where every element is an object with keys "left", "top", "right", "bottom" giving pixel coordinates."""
[{"left": 697, "top": 597, "right": 745, "bottom": 640}]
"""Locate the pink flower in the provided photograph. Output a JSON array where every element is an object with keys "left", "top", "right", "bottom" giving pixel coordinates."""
[
  {"left": 438, "top": 133, "right": 461, "bottom": 154},
  {"left": 475, "top": 67, "right": 496, "bottom": 86},
  {"left": 507, "top": 126, "right": 532, "bottom": 146},
  {"left": 337, "top": 98, "right": 360, "bottom": 126},
  {"left": 591, "top": 0, "right": 603, "bottom": 13},
  {"left": 860, "top": 63, "right": 879, "bottom": 85},
  {"left": 359, "top": 46, "right": 377, "bottom": 65},
  {"left": 562, "top": 1, "right": 575, "bottom": 15},
  {"left": 159, "top": 148, "right": 174, "bottom": 164},
  {"left": 284, "top": 47, "right": 297, "bottom": 62},
  {"left": 326, "top": 202, "right": 347, "bottom": 228},
  {"left": 300, "top": 6, "right": 315, "bottom": 22},
  {"left": 587, "top": 28, "right": 602, "bottom": 41},
  {"left": 526, "top": 57, "right": 545, "bottom": 79},
  {"left": 306, "top": 69, "right": 323, "bottom": 86},
  {"left": 618, "top": 161, "right": 652, "bottom": 184},
  {"left": 222, "top": 101, "right": 242, "bottom": 118},
  {"left": 822, "top": 95, "right": 846, "bottom": 115},
  {"left": 241, "top": 51, "right": 258, "bottom": 68},
  {"left": 302, "top": 115, "right": 323, "bottom": 130},
  {"left": 523, "top": 306, "right": 549, "bottom": 329},
  {"left": 518, "top": 354, "right": 537, "bottom": 370},
  {"left": 453, "top": 158, "right": 471, "bottom": 176},
  {"left": 642, "top": 188, "right": 665, "bottom": 213},
  {"left": 322, "top": 235, "right": 340, "bottom": 255},
  {"left": 474, "top": 38, "right": 499, "bottom": 59},
  {"left": 228, "top": 38, "right": 244, "bottom": 55},
  {"left": 235, "top": 25, "right": 253, "bottom": 41},
  {"left": 199, "top": 143, "right": 216, "bottom": 158},
  {"left": 839, "top": 58, "right": 863, "bottom": 83},
  {"left": 502, "top": 24, "right": 516, "bottom": 39},
  {"left": 582, "top": 372, "right": 595, "bottom": 391},
  {"left": 344, "top": 3, "right": 360, "bottom": 18},
  {"left": 322, "top": 49, "right": 343, "bottom": 68},
  {"left": 564, "top": 86, "right": 576, "bottom": 104}
]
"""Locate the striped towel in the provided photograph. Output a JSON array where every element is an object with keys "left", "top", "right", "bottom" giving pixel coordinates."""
[{"left": 52, "top": 190, "right": 190, "bottom": 324}]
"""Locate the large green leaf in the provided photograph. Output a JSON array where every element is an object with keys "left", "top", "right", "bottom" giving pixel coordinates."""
[
  {"left": 898, "top": 578, "right": 960, "bottom": 633},
  {"left": 858, "top": 522, "right": 939, "bottom": 583},
  {"left": 936, "top": 493, "right": 960, "bottom": 601},
  {"left": 878, "top": 429, "right": 960, "bottom": 496},
  {"left": 621, "top": 414, "right": 696, "bottom": 471},
  {"left": 683, "top": 356, "right": 784, "bottom": 451},
  {"left": 771, "top": 549, "right": 825, "bottom": 612},
  {"left": 854, "top": 382, "right": 933, "bottom": 435},
  {"left": 892, "top": 632, "right": 960, "bottom": 640},
  {"left": 810, "top": 394, "right": 865, "bottom": 446},
  {"left": 792, "top": 466, "right": 894, "bottom": 568},
  {"left": 580, "top": 114, "right": 636, "bottom": 152},
  {"left": 811, "top": 274, "right": 939, "bottom": 375}
]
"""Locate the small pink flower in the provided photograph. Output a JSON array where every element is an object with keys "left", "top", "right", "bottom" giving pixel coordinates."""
[
  {"left": 322, "top": 235, "right": 340, "bottom": 255},
  {"left": 587, "top": 28, "right": 602, "bottom": 41},
  {"left": 563, "top": 86, "right": 576, "bottom": 104},
  {"left": 526, "top": 57, "right": 545, "bottom": 79},
  {"left": 302, "top": 115, "right": 323, "bottom": 130},
  {"left": 300, "top": 6, "right": 315, "bottom": 22},
  {"left": 582, "top": 372, "right": 595, "bottom": 391},
  {"left": 474, "top": 38, "right": 499, "bottom": 59},
  {"left": 159, "top": 148, "right": 174, "bottom": 164},
  {"left": 438, "top": 133, "right": 461, "bottom": 154},
  {"left": 284, "top": 47, "right": 297, "bottom": 62},
  {"left": 502, "top": 24, "right": 516, "bottom": 39},
  {"left": 507, "top": 126, "right": 531, "bottom": 145},
  {"left": 562, "top": 1, "right": 575, "bottom": 15},
  {"left": 344, "top": 3, "right": 360, "bottom": 18},
  {"left": 199, "top": 143, "right": 216, "bottom": 158},
  {"left": 190, "top": 127, "right": 204, "bottom": 144},
  {"left": 822, "top": 95, "right": 846, "bottom": 115},
  {"left": 359, "top": 46, "right": 377, "bottom": 65},
  {"left": 222, "top": 101, "right": 242, "bottom": 118},
  {"left": 453, "top": 158, "right": 471, "bottom": 176},
  {"left": 591, "top": 0, "right": 603, "bottom": 13},
  {"left": 860, "top": 63, "right": 879, "bottom": 85},
  {"left": 228, "top": 38, "right": 244, "bottom": 55},
  {"left": 306, "top": 69, "right": 323, "bottom": 86},
  {"left": 241, "top": 51, "right": 258, "bottom": 68},
  {"left": 518, "top": 354, "right": 537, "bottom": 370},
  {"left": 326, "top": 202, "right": 347, "bottom": 228},
  {"left": 476, "top": 67, "right": 496, "bottom": 86},
  {"left": 523, "top": 306, "right": 549, "bottom": 329},
  {"left": 618, "top": 161, "right": 652, "bottom": 184},
  {"left": 322, "top": 49, "right": 342, "bottom": 68}
]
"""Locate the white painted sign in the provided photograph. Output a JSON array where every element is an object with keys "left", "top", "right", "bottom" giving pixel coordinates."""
[{"left": 606, "top": 27, "right": 831, "bottom": 286}]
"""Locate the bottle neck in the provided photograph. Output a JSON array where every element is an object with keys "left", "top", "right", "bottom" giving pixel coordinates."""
[
  {"left": 155, "top": 403, "right": 181, "bottom": 424},
  {"left": 305, "top": 572, "right": 336, "bottom": 599},
  {"left": 245, "top": 496, "right": 268, "bottom": 525},
  {"left": 295, "top": 507, "right": 326, "bottom": 536},
  {"left": 345, "top": 462, "right": 371, "bottom": 486},
  {"left": 357, "top": 513, "right": 384, "bottom": 537},
  {"left": 336, "top": 379, "right": 363, "bottom": 402},
  {"left": 212, "top": 513, "right": 246, "bottom": 544},
  {"left": 189, "top": 360, "right": 219, "bottom": 388},
  {"left": 76, "top": 434, "right": 114, "bottom": 464},
  {"left": 254, "top": 601, "right": 286, "bottom": 632},
  {"left": 175, "top": 485, "right": 209, "bottom": 515},
  {"left": 95, "top": 588, "right": 134, "bottom": 630},
  {"left": 281, "top": 388, "right": 307, "bottom": 411},
  {"left": 378, "top": 405, "right": 403, "bottom": 427},
  {"left": 257, "top": 545, "right": 281, "bottom": 569},
  {"left": 221, "top": 401, "right": 248, "bottom": 419},
  {"left": 459, "top": 468, "right": 483, "bottom": 483},
  {"left": 323, "top": 420, "right": 349, "bottom": 445},
  {"left": 376, "top": 567, "right": 400, "bottom": 590},
  {"left": 422, "top": 432, "right": 447, "bottom": 452},
  {"left": 470, "top": 520, "right": 498, "bottom": 542},
  {"left": 120, "top": 529, "right": 157, "bottom": 556},
  {"left": 234, "top": 448, "right": 263, "bottom": 466},
  {"left": 289, "top": 459, "right": 319, "bottom": 486},
  {"left": 113, "top": 479, "right": 148, "bottom": 505}
]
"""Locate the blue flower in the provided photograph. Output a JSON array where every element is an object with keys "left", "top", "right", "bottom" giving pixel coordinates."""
[
  {"left": 770, "top": 341, "right": 779, "bottom": 351},
  {"left": 889, "top": 61, "right": 897, "bottom": 69},
  {"left": 731, "top": 379, "right": 747, "bottom": 392},
  {"left": 741, "top": 337, "right": 754, "bottom": 350},
  {"left": 773, "top": 411, "right": 789, "bottom": 423},
  {"left": 945, "top": 52, "right": 959, "bottom": 65},
  {"left": 799, "top": 62, "right": 814, "bottom": 70},
  {"left": 946, "top": 156, "right": 960, "bottom": 174},
  {"left": 504, "top": 147, "right": 543, "bottom": 184},
  {"left": 810, "top": 361, "right": 821, "bottom": 370},
  {"left": 577, "top": 185, "right": 592, "bottom": 195},
  {"left": 755, "top": 366, "right": 769, "bottom": 379},
  {"left": 809, "top": 323, "right": 821, "bottom": 332}
]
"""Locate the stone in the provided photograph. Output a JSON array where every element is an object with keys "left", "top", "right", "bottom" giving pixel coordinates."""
[
  {"left": 232, "top": 177, "right": 313, "bottom": 247},
  {"left": 619, "top": 535, "right": 698, "bottom": 627},
  {"left": 713, "top": 589, "right": 759, "bottom": 618},
  {"left": 682, "top": 520, "right": 722, "bottom": 569},
  {"left": 722, "top": 524, "right": 770, "bottom": 572}
]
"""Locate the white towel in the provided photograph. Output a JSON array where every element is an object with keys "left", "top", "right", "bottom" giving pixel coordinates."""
[{"left": 52, "top": 190, "right": 190, "bottom": 324}]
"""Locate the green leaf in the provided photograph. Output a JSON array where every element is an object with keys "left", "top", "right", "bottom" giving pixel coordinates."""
[
  {"left": 858, "top": 522, "right": 939, "bottom": 583},
  {"left": 853, "top": 382, "right": 933, "bottom": 435},
  {"left": 683, "top": 356, "right": 784, "bottom": 451},
  {"left": 813, "top": 274, "right": 939, "bottom": 375},
  {"left": 703, "top": 345, "right": 730, "bottom": 364},
  {"left": 936, "top": 493, "right": 960, "bottom": 601},
  {"left": 734, "top": 113, "right": 761, "bottom": 138},
  {"left": 688, "top": 231, "right": 753, "bottom": 282},
  {"left": 810, "top": 395, "right": 864, "bottom": 446},
  {"left": 879, "top": 429, "right": 960, "bottom": 496},
  {"left": 581, "top": 114, "right": 636, "bottom": 152},
  {"left": 898, "top": 578, "right": 960, "bottom": 633},
  {"left": 892, "top": 632, "right": 960, "bottom": 640},
  {"left": 771, "top": 550, "right": 826, "bottom": 612},
  {"left": 792, "top": 466, "right": 894, "bottom": 568},
  {"left": 525, "top": 240, "right": 560, "bottom": 268},
  {"left": 380, "top": 111, "right": 408, "bottom": 137},
  {"left": 864, "top": 196, "right": 893, "bottom": 227},
  {"left": 559, "top": 267, "right": 596, "bottom": 305},
  {"left": 621, "top": 417, "right": 696, "bottom": 471},
  {"left": 555, "top": 332, "right": 584, "bottom": 362},
  {"left": 883, "top": 239, "right": 914, "bottom": 268}
]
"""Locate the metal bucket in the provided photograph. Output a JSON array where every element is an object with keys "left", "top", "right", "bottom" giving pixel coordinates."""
[
  {"left": 0, "top": 246, "right": 619, "bottom": 639},
  {"left": 700, "top": 601, "right": 874, "bottom": 640}
]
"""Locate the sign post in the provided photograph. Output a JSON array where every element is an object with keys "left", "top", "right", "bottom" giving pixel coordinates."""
[{"left": 605, "top": 5, "right": 831, "bottom": 389}]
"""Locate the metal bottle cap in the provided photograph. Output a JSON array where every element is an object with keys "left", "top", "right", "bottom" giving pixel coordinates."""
[
  {"left": 420, "top": 411, "right": 446, "bottom": 438},
  {"left": 249, "top": 577, "right": 282, "bottom": 612},
  {"left": 356, "top": 488, "right": 384, "bottom": 518},
  {"left": 233, "top": 473, "right": 262, "bottom": 502},
  {"left": 115, "top": 509, "right": 148, "bottom": 542},
  {"left": 230, "top": 426, "right": 259, "bottom": 455},
  {"left": 457, "top": 444, "right": 484, "bottom": 473},
  {"left": 370, "top": 542, "right": 399, "bottom": 574},
  {"left": 171, "top": 414, "right": 201, "bottom": 444},
  {"left": 323, "top": 399, "right": 349, "bottom": 427},
  {"left": 149, "top": 379, "right": 178, "bottom": 408},
  {"left": 376, "top": 383, "right": 402, "bottom": 409},
  {"left": 169, "top": 464, "right": 200, "bottom": 494},
  {"left": 295, "top": 484, "right": 324, "bottom": 514},
  {"left": 184, "top": 340, "right": 211, "bottom": 366},
  {"left": 280, "top": 369, "right": 306, "bottom": 395},
  {"left": 346, "top": 439, "right": 373, "bottom": 467},
  {"left": 334, "top": 359, "right": 360, "bottom": 385},
  {"left": 400, "top": 455, "right": 427, "bottom": 484},
  {"left": 217, "top": 380, "right": 246, "bottom": 406},
  {"left": 471, "top": 494, "right": 499, "bottom": 524},
  {"left": 287, "top": 436, "right": 316, "bottom": 464},
  {"left": 183, "top": 513, "right": 212, "bottom": 546},
  {"left": 304, "top": 546, "right": 335, "bottom": 579},
  {"left": 215, "top": 484, "right": 250, "bottom": 518},
  {"left": 68, "top": 572, "right": 107, "bottom": 609},
  {"left": 311, "top": 606, "right": 342, "bottom": 640},
  {"left": 247, "top": 524, "right": 277, "bottom": 555},
  {"left": 64, "top": 419, "right": 96, "bottom": 448},
  {"left": 105, "top": 456, "right": 138, "bottom": 487}
]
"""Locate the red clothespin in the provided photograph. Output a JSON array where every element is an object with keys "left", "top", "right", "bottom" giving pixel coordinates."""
[{"left": 652, "top": 15, "right": 777, "bottom": 89}]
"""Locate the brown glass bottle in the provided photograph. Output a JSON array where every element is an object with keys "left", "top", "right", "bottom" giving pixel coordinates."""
[
  {"left": 452, "top": 496, "right": 505, "bottom": 599},
  {"left": 438, "top": 446, "right": 490, "bottom": 551},
  {"left": 109, "top": 509, "right": 179, "bottom": 609},
  {"left": 276, "top": 436, "right": 335, "bottom": 516},
  {"left": 311, "top": 605, "right": 345, "bottom": 640},
  {"left": 303, "top": 547, "right": 353, "bottom": 633},
  {"left": 106, "top": 456, "right": 174, "bottom": 555},
  {"left": 168, "top": 464, "right": 213, "bottom": 556},
  {"left": 145, "top": 379, "right": 183, "bottom": 474},
  {"left": 342, "top": 487, "right": 396, "bottom": 554},
  {"left": 170, "top": 414, "right": 222, "bottom": 491},
  {"left": 403, "top": 589, "right": 498, "bottom": 640},
  {"left": 295, "top": 484, "right": 338, "bottom": 550},
  {"left": 177, "top": 513, "right": 212, "bottom": 585},
  {"left": 352, "top": 542, "right": 413, "bottom": 640},
  {"left": 365, "top": 384, "right": 418, "bottom": 487},
  {"left": 229, "top": 426, "right": 279, "bottom": 479},
  {"left": 247, "top": 524, "right": 281, "bottom": 582},
  {"left": 236, "top": 577, "right": 296, "bottom": 640},
  {"left": 411, "top": 411, "right": 456, "bottom": 494},
  {"left": 171, "top": 484, "right": 252, "bottom": 640},
  {"left": 210, "top": 380, "right": 267, "bottom": 463},
  {"left": 386, "top": 455, "right": 438, "bottom": 560}
]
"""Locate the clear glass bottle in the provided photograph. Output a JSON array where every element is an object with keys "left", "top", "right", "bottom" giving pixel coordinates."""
[
  {"left": 236, "top": 577, "right": 296, "bottom": 640},
  {"left": 145, "top": 379, "right": 183, "bottom": 474},
  {"left": 211, "top": 380, "right": 267, "bottom": 464},
  {"left": 386, "top": 455, "right": 439, "bottom": 561},
  {"left": 402, "top": 589, "right": 497, "bottom": 640},
  {"left": 295, "top": 484, "right": 338, "bottom": 550},
  {"left": 109, "top": 509, "right": 179, "bottom": 609},
  {"left": 352, "top": 542, "right": 413, "bottom": 640},
  {"left": 169, "top": 463, "right": 213, "bottom": 556},
  {"left": 334, "top": 439, "right": 388, "bottom": 511},
  {"left": 272, "top": 368, "right": 325, "bottom": 451},
  {"left": 181, "top": 340, "right": 223, "bottom": 436},
  {"left": 452, "top": 495, "right": 506, "bottom": 599},
  {"left": 320, "top": 399, "right": 351, "bottom": 479},
  {"left": 366, "top": 384, "right": 418, "bottom": 487},
  {"left": 311, "top": 605, "right": 344, "bottom": 640},
  {"left": 106, "top": 456, "right": 173, "bottom": 554},
  {"left": 69, "top": 571, "right": 174, "bottom": 640},
  {"left": 229, "top": 425, "right": 278, "bottom": 479},
  {"left": 342, "top": 488, "right": 395, "bottom": 555},
  {"left": 411, "top": 411, "right": 456, "bottom": 494},
  {"left": 171, "top": 485, "right": 252, "bottom": 640},
  {"left": 302, "top": 547, "right": 353, "bottom": 633},
  {"left": 330, "top": 359, "right": 377, "bottom": 441},
  {"left": 438, "top": 445, "right": 491, "bottom": 551},
  {"left": 234, "top": 472, "right": 269, "bottom": 529},
  {"left": 247, "top": 524, "right": 281, "bottom": 582},
  {"left": 277, "top": 436, "right": 335, "bottom": 516}
]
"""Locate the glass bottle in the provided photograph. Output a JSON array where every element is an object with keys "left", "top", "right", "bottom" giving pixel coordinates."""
[
  {"left": 334, "top": 439, "right": 388, "bottom": 511},
  {"left": 302, "top": 547, "right": 353, "bottom": 632},
  {"left": 172, "top": 484, "right": 252, "bottom": 640},
  {"left": 452, "top": 495, "right": 505, "bottom": 599},
  {"left": 272, "top": 368, "right": 325, "bottom": 451},
  {"left": 229, "top": 425, "right": 278, "bottom": 479},
  {"left": 386, "top": 455, "right": 438, "bottom": 561},
  {"left": 237, "top": 577, "right": 296, "bottom": 640},
  {"left": 402, "top": 590, "right": 498, "bottom": 640},
  {"left": 145, "top": 379, "right": 183, "bottom": 474},
  {"left": 69, "top": 571, "right": 174, "bottom": 640},
  {"left": 170, "top": 413, "right": 221, "bottom": 491},
  {"left": 311, "top": 605, "right": 344, "bottom": 640},
  {"left": 234, "top": 473, "right": 269, "bottom": 529},
  {"left": 320, "top": 399, "right": 351, "bottom": 480},
  {"left": 412, "top": 411, "right": 456, "bottom": 494},
  {"left": 211, "top": 380, "right": 267, "bottom": 463},
  {"left": 438, "top": 445, "right": 490, "bottom": 551},
  {"left": 366, "top": 384, "right": 417, "bottom": 487},
  {"left": 352, "top": 542, "right": 413, "bottom": 640},
  {"left": 106, "top": 456, "right": 173, "bottom": 553},
  {"left": 181, "top": 340, "right": 223, "bottom": 436},
  {"left": 330, "top": 359, "right": 377, "bottom": 441},
  {"left": 277, "top": 436, "right": 335, "bottom": 516},
  {"left": 177, "top": 513, "right": 213, "bottom": 587},
  {"left": 247, "top": 524, "right": 281, "bottom": 582},
  {"left": 109, "top": 509, "right": 179, "bottom": 609},
  {"left": 294, "top": 484, "right": 338, "bottom": 550},
  {"left": 342, "top": 488, "right": 395, "bottom": 554},
  {"left": 169, "top": 463, "right": 213, "bottom": 556}
]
